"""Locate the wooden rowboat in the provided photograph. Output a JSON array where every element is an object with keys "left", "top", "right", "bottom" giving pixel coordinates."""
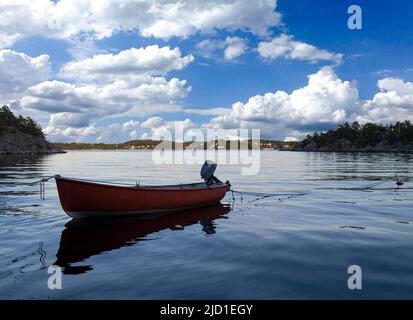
[
  {"left": 55, "top": 161, "right": 230, "bottom": 218},
  {"left": 55, "top": 176, "right": 229, "bottom": 218}
]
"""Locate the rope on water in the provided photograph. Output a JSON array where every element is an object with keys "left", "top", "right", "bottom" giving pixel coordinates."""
[
  {"left": 347, "top": 181, "right": 387, "bottom": 190},
  {"left": 29, "top": 175, "right": 60, "bottom": 200},
  {"left": 229, "top": 178, "right": 402, "bottom": 204},
  {"left": 231, "top": 189, "right": 309, "bottom": 198},
  {"left": 230, "top": 189, "right": 311, "bottom": 204},
  {"left": 37, "top": 241, "right": 47, "bottom": 270},
  {"left": 332, "top": 180, "right": 389, "bottom": 191}
]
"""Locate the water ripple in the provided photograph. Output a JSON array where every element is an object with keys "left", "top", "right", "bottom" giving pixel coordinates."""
[{"left": 0, "top": 151, "right": 412, "bottom": 299}]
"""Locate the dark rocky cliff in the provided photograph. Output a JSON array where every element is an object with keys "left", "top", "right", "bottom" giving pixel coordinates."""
[
  {"left": 0, "top": 130, "right": 63, "bottom": 154},
  {"left": 292, "top": 121, "right": 413, "bottom": 153},
  {"left": 0, "top": 105, "right": 64, "bottom": 154}
]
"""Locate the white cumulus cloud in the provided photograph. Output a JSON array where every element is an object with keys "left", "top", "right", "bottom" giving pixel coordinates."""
[
  {"left": 0, "top": 0, "right": 281, "bottom": 48},
  {"left": 223, "top": 37, "right": 248, "bottom": 60},
  {"left": 60, "top": 45, "right": 194, "bottom": 81},
  {"left": 207, "top": 67, "right": 359, "bottom": 138},
  {"left": 11, "top": 44, "right": 193, "bottom": 139},
  {"left": 184, "top": 107, "right": 232, "bottom": 116},
  {"left": 196, "top": 36, "right": 248, "bottom": 61},
  {"left": 257, "top": 34, "right": 343, "bottom": 64},
  {"left": 358, "top": 78, "right": 413, "bottom": 123},
  {"left": 19, "top": 77, "right": 189, "bottom": 115},
  {"left": 0, "top": 49, "right": 51, "bottom": 103},
  {"left": 141, "top": 117, "right": 196, "bottom": 141}
]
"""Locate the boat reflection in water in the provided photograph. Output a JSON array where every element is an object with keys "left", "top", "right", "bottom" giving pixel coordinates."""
[{"left": 54, "top": 203, "right": 231, "bottom": 274}]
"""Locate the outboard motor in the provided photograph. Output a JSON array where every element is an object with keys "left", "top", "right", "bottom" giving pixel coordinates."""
[{"left": 201, "top": 160, "right": 222, "bottom": 186}]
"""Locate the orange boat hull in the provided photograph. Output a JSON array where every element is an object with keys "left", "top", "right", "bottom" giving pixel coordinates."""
[{"left": 55, "top": 176, "right": 230, "bottom": 218}]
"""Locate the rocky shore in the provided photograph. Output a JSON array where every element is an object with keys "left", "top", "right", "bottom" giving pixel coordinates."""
[
  {"left": 289, "top": 121, "right": 413, "bottom": 153},
  {"left": 0, "top": 105, "right": 64, "bottom": 155},
  {"left": 0, "top": 131, "right": 64, "bottom": 154},
  {"left": 291, "top": 138, "right": 413, "bottom": 153}
]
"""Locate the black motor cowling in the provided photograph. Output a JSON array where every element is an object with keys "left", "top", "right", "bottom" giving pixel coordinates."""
[{"left": 201, "top": 160, "right": 222, "bottom": 185}]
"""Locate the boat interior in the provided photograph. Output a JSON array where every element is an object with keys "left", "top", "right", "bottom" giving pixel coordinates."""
[{"left": 57, "top": 176, "right": 226, "bottom": 190}]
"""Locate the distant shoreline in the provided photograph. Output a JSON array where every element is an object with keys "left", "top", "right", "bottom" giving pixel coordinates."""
[
  {"left": 52, "top": 139, "right": 291, "bottom": 151},
  {"left": 46, "top": 147, "right": 413, "bottom": 154},
  {"left": 283, "top": 149, "right": 413, "bottom": 154}
]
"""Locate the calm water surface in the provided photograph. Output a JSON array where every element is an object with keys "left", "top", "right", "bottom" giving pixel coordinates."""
[{"left": 0, "top": 151, "right": 412, "bottom": 299}]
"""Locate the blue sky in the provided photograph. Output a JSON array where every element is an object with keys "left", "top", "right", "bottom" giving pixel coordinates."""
[{"left": 1, "top": 0, "right": 413, "bottom": 142}]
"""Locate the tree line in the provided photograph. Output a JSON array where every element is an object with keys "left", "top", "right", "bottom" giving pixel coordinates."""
[
  {"left": 0, "top": 105, "right": 44, "bottom": 138},
  {"left": 301, "top": 121, "right": 413, "bottom": 149}
]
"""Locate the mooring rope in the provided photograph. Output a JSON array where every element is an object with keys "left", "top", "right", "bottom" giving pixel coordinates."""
[
  {"left": 230, "top": 190, "right": 307, "bottom": 197},
  {"left": 229, "top": 178, "right": 404, "bottom": 203},
  {"left": 28, "top": 175, "right": 60, "bottom": 200},
  {"left": 339, "top": 181, "right": 388, "bottom": 191},
  {"left": 230, "top": 189, "right": 311, "bottom": 204},
  {"left": 37, "top": 241, "right": 47, "bottom": 270}
]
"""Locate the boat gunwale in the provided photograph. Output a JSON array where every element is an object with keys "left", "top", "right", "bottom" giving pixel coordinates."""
[{"left": 56, "top": 176, "right": 229, "bottom": 191}]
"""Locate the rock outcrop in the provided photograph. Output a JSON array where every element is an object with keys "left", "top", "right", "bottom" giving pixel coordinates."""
[
  {"left": 292, "top": 138, "right": 413, "bottom": 153},
  {"left": 0, "top": 131, "right": 63, "bottom": 154},
  {"left": 0, "top": 105, "right": 64, "bottom": 154},
  {"left": 291, "top": 121, "right": 413, "bottom": 153}
]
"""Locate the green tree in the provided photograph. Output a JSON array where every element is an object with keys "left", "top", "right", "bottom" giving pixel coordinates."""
[{"left": 0, "top": 105, "right": 44, "bottom": 138}]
